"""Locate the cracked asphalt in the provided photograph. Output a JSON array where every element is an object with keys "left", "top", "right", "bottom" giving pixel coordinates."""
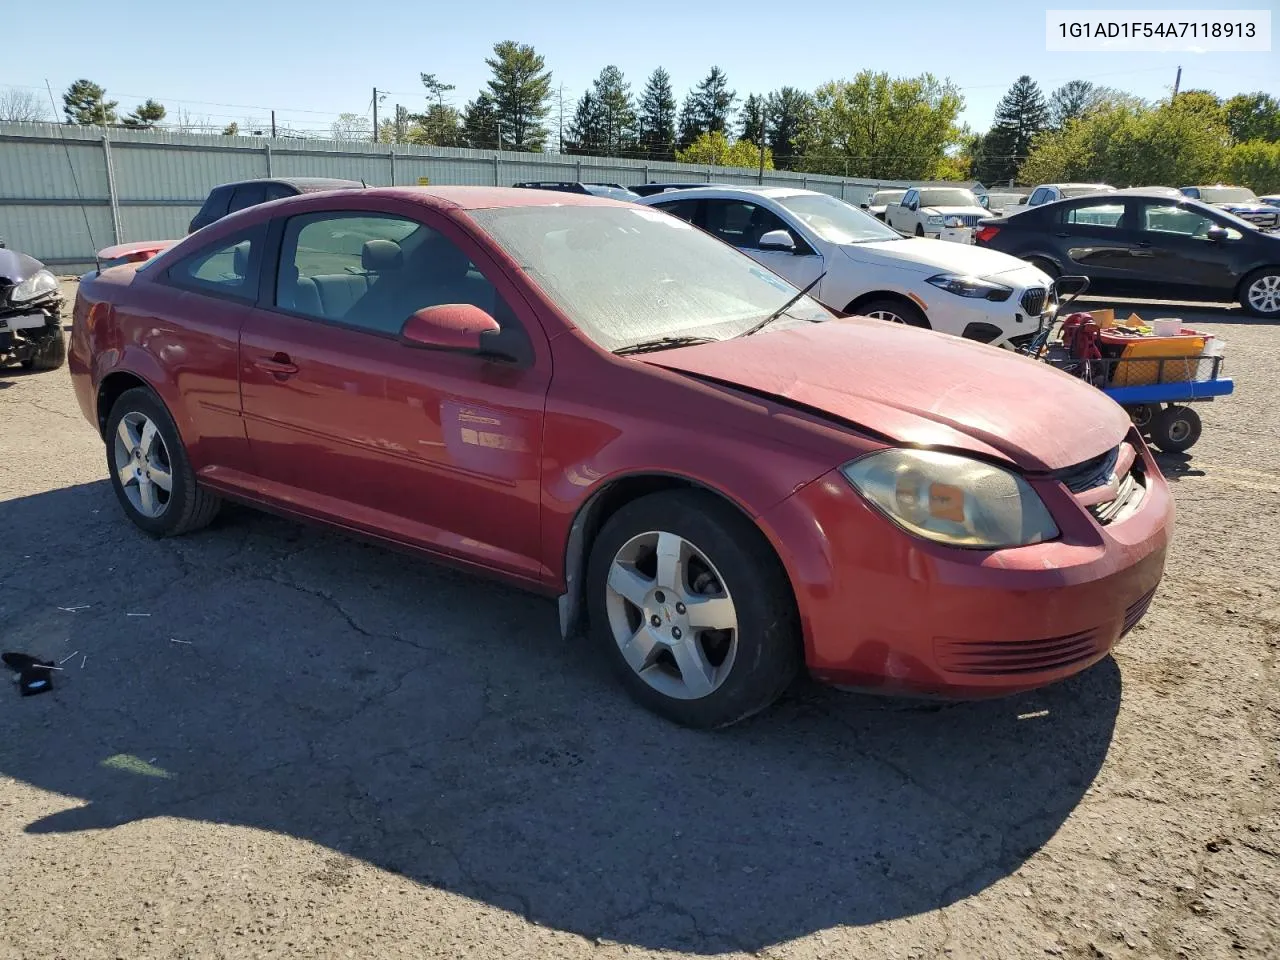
[{"left": 0, "top": 285, "right": 1276, "bottom": 959}]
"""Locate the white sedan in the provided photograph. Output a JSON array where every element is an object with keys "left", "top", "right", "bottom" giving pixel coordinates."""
[{"left": 638, "top": 186, "right": 1055, "bottom": 350}]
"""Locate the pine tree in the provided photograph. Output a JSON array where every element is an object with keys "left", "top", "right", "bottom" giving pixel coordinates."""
[
  {"left": 122, "top": 99, "right": 166, "bottom": 129},
  {"left": 677, "top": 67, "right": 737, "bottom": 150},
  {"left": 462, "top": 92, "right": 499, "bottom": 148},
  {"left": 677, "top": 96, "right": 701, "bottom": 151},
  {"left": 978, "top": 75, "right": 1050, "bottom": 184},
  {"left": 567, "top": 91, "right": 606, "bottom": 155},
  {"left": 483, "top": 40, "right": 552, "bottom": 150},
  {"left": 739, "top": 94, "right": 766, "bottom": 145},
  {"left": 62, "top": 79, "right": 118, "bottom": 125},
  {"left": 766, "top": 87, "right": 812, "bottom": 168},
  {"left": 636, "top": 68, "right": 677, "bottom": 159},
  {"left": 591, "top": 66, "right": 635, "bottom": 157}
]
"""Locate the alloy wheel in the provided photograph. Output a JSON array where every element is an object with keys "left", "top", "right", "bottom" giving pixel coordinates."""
[
  {"left": 867, "top": 309, "right": 907, "bottom": 324},
  {"left": 1247, "top": 275, "right": 1280, "bottom": 314},
  {"left": 112, "top": 411, "right": 173, "bottom": 519},
  {"left": 604, "top": 530, "right": 739, "bottom": 700}
]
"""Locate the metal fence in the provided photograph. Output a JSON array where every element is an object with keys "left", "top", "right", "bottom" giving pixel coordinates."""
[{"left": 0, "top": 122, "right": 912, "bottom": 273}]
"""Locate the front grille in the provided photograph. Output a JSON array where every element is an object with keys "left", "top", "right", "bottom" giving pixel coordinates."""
[
  {"left": 1020, "top": 287, "right": 1048, "bottom": 316},
  {"left": 1057, "top": 446, "right": 1120, "bottom": 493},
  {"left": 951, "top": 214, "right": 982, "bottom": 227},
  {"left": 1239, "top": 211, "right": 1278, "bottom": 228},
  {"left": 1121, "top": 587, "right": 1157, "bottom": 636},
  {"left": 935, "top": 628, "right": 1104, "bottom": 675}
]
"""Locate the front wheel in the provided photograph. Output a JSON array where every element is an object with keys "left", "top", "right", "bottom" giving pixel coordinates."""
[
  {"left": 586, "top": 490, "right": 800, "bottom": 729},
  {"left": 856, "top": 297, "right": 930, "bottom": 329},
  {"left": 1150, "top": 405, "right": 1202, "bottom": 454},
  {"left": 1026, "top": 256, "right": 1061, "bottom": 280},
  {"left": 105, "top": 387, "right": 221, "bottom": 537},
  {"left": 1240, "top": 268, "right": 1280, "bottom": 317},
  {"left": 19, "top": 328, "right": 66, "bottom": 371}
]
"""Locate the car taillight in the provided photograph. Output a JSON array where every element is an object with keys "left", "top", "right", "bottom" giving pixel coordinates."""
[{"left": 974, "top": 225, "right": 1001, "bottom": 244}]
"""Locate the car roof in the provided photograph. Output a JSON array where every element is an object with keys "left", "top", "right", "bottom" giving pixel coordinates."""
[
  {"left": 216, "top": 176, "right": 364, "bottom": 191},
  {"left": 639, "top": 185, "right": 816, "bottom": 201},
  {"left": 331, "top": 185, "right": 624, "bottom": 210},
  {"left": 1042, "top": 183, "right": 1114, "bottom": 188}
]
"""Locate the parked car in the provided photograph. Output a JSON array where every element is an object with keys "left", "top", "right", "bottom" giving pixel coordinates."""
[
  {"left": 1020, "top": 183, "right": 1116, "bottom": 210},
  {"left": 974, "top": 190, "right": 1280, "bottom": 316},
  {"left": 860, "top": 189, "right": 906, "bottom": 221},
  {"left": 189, "top": 177, "right": 364, "bottom": 233},
  {"left": 1, "top": 245, "right": 65, "bottom": 370},
  {"left": 985, "top": 192, "right": 1029, "bottom": 216},
  {"left": 1261, "top": 194, "right": 1280, "bottom": 210},
  {"left": 70, "top": 187, "right": 1171, "bottom": 728},
  {"left": 96, "top": 240, "right": 177, "bottom": 269},
  {"left": 883, "top": 187, "right": 990, "bottom": 242},
  {"left": 640, "top": 185, "right": 1054, "bottom": 349},
  {"left": 1179, "top": 185, "right": 1280, "bottom": 231},
  {"left": 512, "top": 181, "right": 641, "bottom": 202},
  {"left": 629, "top": 182, "right": 718, "bottom": 197}
]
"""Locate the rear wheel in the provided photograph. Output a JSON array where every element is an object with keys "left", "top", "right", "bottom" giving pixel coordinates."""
[
  {"left": 855, "top": 297, "right": 929, "bottom": 329},
  {"left": 586, "top": 490, "right": 800, "bottom": 729},
  {"left": 1240, "top": 268, "right": 1280, "bottom": 317},
  {"left": 1026, "top": 256, "right": 1061, "bottom": 279},
  {"left": 914, "top": 225, "right": 925, "bottom": 237},
  {"left": 105, "top": 387, "right": 221, "bottom": 537},
  {"left": 1150, "top": 405, "right": 1201, "bottom": 454}
]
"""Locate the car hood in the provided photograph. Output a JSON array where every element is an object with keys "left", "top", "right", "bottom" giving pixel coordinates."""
[
  {"left": 1214, "top": 201, "right": 1273, "bottom": 213},
  {"left": 921, "top": 205, "right": 990, "bottom": 217},
  {"left": 641, "top": 318, "right": 1129, "bottom": 472},
  {"left": 842, "top": 236, "right": 1038, "bottom": 280},
  {"left": 0, "top": 247, "right": 45, "bottom": 283}
]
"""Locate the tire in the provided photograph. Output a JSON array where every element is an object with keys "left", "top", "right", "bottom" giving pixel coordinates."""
[
  {"left": 104, "top": 387, "right": 221, "bottom": 537},
  {"left": 855, "top": 296, "right": 930, "bottom": 329},
  {"left": 1150, "top": 405, "right": 1202, "bottom": 454},
  {"left": 1127, "top": 403, "right": 1159, "bottom": 435},
  {"left": 19, "top": 328, "right": 66, "bottom": 371},
  {"left": 586, "top": 490, "right": 800, "bottom": 729},
  {"left": 1239, "top": 267, "right": 1280, "bottom": 317},
  {"left": 1026, "top": 256, "right": 1061, "bottom": 280},
  {"left": 914, "top": 225, "right": 924, "bottom": 237}
]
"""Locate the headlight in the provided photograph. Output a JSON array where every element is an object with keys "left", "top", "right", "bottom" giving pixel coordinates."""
[
  {"left": 925, "top": 273, "right": 1013, "bottom": 301},
  {"left": 10, "top": 269, "right": 58, "bottom": 303},
  {"left": 926, "top": 214, "right": 944, "bottom": 225},
  {"left": 943, "top": 215, "right": 968, "bottom": 228},
  {"left": 840, "top": 449, "right": 1059, "bottom": 549}
]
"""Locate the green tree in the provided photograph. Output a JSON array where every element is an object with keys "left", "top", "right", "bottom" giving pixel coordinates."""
[
  {"left": 801, "top": 71, "right": 963, "bottom": 180},
  {"left": 566, "top": 90, "right": 605, "bottom": 155},
  {"left": 678, "top": 67, "right": 737, "bottom": 149},
  {"left": 483, "top": 40, "right": 552, "bottom": 150},
  {"left": 62, "top": 79, "right": 117, "bottom": 125},
  {"left": 977, "top": 75, "right": 1050, "bottom": 184},
  {"left": 1223, "top": 92, "right": 1280, "bottom": 144},
  {"left": 122, "top": 99, "right": 166, "bottom": 129},
  {"left": 765, "top": 87, "right": 812, "bottom": 169},
  {"left": 410, "top": 74, "right": 463, "bottom": 146},
  {"left": 676, "top": 96, "right": 701, "bottom": 151},
  {"left": 739, "top": 93, "right": 766, "bottom": 145},
  {"left": 590, "top": 65, "right": 635, "bottom": 156},
  {"left": 676, "top": 131, "right": 773, "bottom": 169},
  {"left": 1223, "top": 140, "right": 1280, "bottom": 193},
  {"left": 1048, "top": 80, "right": 1099, "bottom": 128},
  {"left": 222, "top": 121, "right": 239, "bottom": 136},
  {"left": 462, "top": 92, "right": 499, "bottom": 148},
  {"left": 635, "top": 68, "right": 677, "bottom": 160}
]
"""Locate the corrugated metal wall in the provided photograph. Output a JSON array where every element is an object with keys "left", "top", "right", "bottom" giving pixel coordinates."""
[{"left": 0, "top": 122, "right": 912, "bottom": 272}]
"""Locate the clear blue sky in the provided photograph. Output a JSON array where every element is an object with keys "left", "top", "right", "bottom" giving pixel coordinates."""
[{"left": 4, "top": 0, "right": 1276, "bottom": 138}]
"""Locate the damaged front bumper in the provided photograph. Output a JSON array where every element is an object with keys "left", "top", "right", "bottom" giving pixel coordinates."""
[{"left": 0, "top": 295, "right": 64, "bottom": 366}]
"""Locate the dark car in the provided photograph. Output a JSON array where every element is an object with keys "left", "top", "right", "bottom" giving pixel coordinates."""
[
  {"left": 1, "top": 245, "right": 65, "bottom": 370},
  {"left": 974, "top": 191, "right": 1280, "bottom": 317},
  {"left": 1179, "top": 185, "right": 1279, "bottom": 231},
  {"left": 628, "top": 182, "right": 719, "bottom": 197},
  {"left": 512, "top": 181, "right": 640, "bottom": 202},
  {"left": 189, "top": 177, "right": 363, "bottom": 233}
]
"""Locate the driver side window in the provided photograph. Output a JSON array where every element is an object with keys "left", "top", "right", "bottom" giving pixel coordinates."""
[
  {"left": 902, "top": 191, "right": 917, "bottom": 209},
  {"left": 165, "top": 224, "right": 265, "bottom": 301},
  {"left": 702, "top": 200, "right": 791, "bottom": 251}
]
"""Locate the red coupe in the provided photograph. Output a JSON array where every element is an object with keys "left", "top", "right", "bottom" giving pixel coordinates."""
[{"left": 70, "top": 187, "right": 1173, "bottom": 728}]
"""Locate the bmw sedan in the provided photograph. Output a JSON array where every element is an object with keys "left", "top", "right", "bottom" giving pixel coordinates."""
[
  {"left": 976, "top": 190, "right": 1280, "bottom": 317},
  {"left": 71, "top": 187, "right": 1172, "bottom": 728}
]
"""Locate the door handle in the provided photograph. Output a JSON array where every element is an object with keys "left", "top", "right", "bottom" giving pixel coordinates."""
[
  {"left": 1136, "top": 241, "right": 1152, "bottom": 247},
  {"left": 254, "top": 353, "right": 298, "bottom": 379},
  {"left": 1054, "top": 232, "right": 1069, "bottom": 238}
]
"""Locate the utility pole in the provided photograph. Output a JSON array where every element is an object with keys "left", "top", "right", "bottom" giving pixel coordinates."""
[
  {"left": 1172, "top": 65, "right": 1182, "bottom": 99},
  {"left": 372, "top": 87, "right": 379, "bottom": 142},
  {"left": 558, "top": 83, "right": 565, "bottom": 154},
  {"left": 270, "top": 110, "right": 276, "bottom": 138}
]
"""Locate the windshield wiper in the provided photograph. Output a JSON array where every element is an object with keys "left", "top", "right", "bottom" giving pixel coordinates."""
[
  {"left": 739, "top": 271, "right": 827, "bottom": 337},
  {"left": 613, "top": 335, "right": 719, "bottom": 356}
]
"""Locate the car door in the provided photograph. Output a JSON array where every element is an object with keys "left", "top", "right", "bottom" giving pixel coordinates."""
[
  {"left": 1132, "top": 199, "right": 1243, "bottom": 297},
  {"left": 699, "top": 198, "right": 824, "bottom": 291},
  {"left": 238, "top": 207, "right": 552, "bottom": 582},
  {"left": 890, "top": 190, "right": 917, "bottom": 231},
  {"left": 1051, "top": 199, "right": 1144, "bottom": 291}
]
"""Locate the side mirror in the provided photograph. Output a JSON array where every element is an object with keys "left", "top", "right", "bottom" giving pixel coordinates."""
[
  {"left": 1018, "top": 196, "right": 1029, "bottom": 205},
  {"left": 1206, "top": 225, "right": 1230, "bottom": 242},
  {"left": 859, "top": 202, "right": 869, "bottom": 209},
  {"left": 758, "top": 229, "right": 796, "bottom": 252},
  {"left": 401, "top": 303, "right": 501, "bottom": 352}
]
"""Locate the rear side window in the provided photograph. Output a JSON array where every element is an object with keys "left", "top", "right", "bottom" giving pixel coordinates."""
[
  {"left": 228, "top": 183, "right": 267, "bottom": 213},
  {"left": 653, "top": 199, "right": 699, "bottom": 223},
  {"left": 1061, "top": 202, "right": 1126, "bottom": 228},
  {"left": 264, "top": 183, "right": 296, "bottom": 202},
  {"left": 201, "top": 186, "right": 232, "bottom": 220},
  {"left": 165, "top": 224, "right": 266, "bottom": 300}
]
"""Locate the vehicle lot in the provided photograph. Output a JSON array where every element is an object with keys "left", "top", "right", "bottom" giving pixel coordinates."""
[{"left": 0, "top": 284, "right": 1276, "bottom": 959}]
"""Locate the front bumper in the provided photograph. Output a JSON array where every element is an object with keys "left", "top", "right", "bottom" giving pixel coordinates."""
[{"left": 760, "top": 434, "right": 1173, "bottom": 698}]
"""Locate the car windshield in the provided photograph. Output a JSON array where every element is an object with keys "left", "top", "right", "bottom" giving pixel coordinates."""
[
  {"left": 918, "top": 189, "right": 980, "bottom": 208},
  {"left": 1200, "top": 186, "right": 1258, "bottom": 203},
  {"left": 1060, "top": 185, "right": 1114, "bottom": 198},
  {"left": 871, "top": 190, "right": 905, "bottom": 206},
  {"left": 469, "top": 205, "right": 831, "bottom": 351},
  {"left": 774, "top": 192, "right": 901, "bottom": 244}
]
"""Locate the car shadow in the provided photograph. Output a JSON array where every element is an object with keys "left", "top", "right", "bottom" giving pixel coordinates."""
[
  {"left": 0, "top": 482, "right": 1122, "bottom": 954},
  {"left": 1154, "top": 451, "right": 1206, "bottom": 482},
  {"left": 1076, "top": 296, "right": 1276, "bottom": 327}
]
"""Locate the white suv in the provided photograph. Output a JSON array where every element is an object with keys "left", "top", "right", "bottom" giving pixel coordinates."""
[
  {"left": 883, "top": 186, "right": 991, "bottom": 242},
  {"left": 1020, "top": 183, "right": 1116, "bottom": 209},
  {"left": 638, "top": 186, "right": 1055, "bottom": 349}
]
